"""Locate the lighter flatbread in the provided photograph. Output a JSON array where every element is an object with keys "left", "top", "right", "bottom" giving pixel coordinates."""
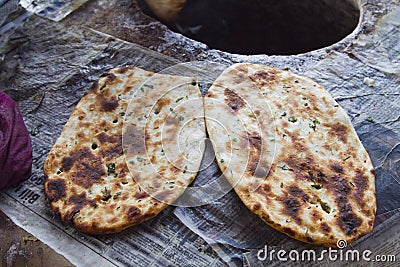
[
  {"left": 44, "top": 66, "right": 205, "bottom": 234},
  {"left": 204, "top": 63, "right": 376, "bottom": 246}
]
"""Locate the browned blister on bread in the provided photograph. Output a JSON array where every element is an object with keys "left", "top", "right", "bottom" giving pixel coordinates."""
[
  {"left": 204, "top": 63, "right": 376, "bottom": 246},
  {"left": 44, "top": 66, "right": 205, "bottom": 234}
]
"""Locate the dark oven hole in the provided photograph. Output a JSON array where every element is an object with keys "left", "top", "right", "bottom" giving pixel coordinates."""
[{"left": 141, "top": 0, "right": 360, "bottom": 55}]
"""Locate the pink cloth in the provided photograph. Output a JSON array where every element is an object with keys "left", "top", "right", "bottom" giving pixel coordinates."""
[{"left": 0, "top": 91, "right": 32, "bottom": 189}]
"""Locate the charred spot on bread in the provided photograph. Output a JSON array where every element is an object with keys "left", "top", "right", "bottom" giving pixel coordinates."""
[
  {"left": 224, "top": 88, "right": 245, "bottom": 112},
  {"left": 46, "top": 179, "right": 66, "bottom": 202}
]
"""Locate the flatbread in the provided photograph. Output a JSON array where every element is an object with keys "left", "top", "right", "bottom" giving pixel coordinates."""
[
  {"left": 204, "top": 63, "right": 376, "bottom": 246},
  {"left": 44, "top": 66, "right": 205, "bottom": 234}
]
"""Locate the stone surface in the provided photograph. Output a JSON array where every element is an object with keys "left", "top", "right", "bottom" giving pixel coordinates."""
[{"left": 0, "top": 210, "right": 72, "bottom": 267}]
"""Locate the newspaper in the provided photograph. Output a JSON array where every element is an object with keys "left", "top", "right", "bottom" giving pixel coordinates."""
[
  {"left": 19, "top": 0, "right": 90, "bottom": 21},
  {"left": 1, "top": 0, "right": 400, "bottom": 266},
  {"left": 0, "top": 192, "right": 223, "bottom": 266}
]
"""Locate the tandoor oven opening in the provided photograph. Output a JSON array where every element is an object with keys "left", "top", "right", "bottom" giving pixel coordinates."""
[{"left": 140, "top": 0, "right": 360, "bottom": 55}]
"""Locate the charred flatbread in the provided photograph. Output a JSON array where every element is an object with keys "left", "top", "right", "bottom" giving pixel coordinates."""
[
  {"left": 204, "top": 63, "right": 376, "bottom": 246},
  {"left": 44, "top": 66, "right": 205, "bottom": 234}
]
